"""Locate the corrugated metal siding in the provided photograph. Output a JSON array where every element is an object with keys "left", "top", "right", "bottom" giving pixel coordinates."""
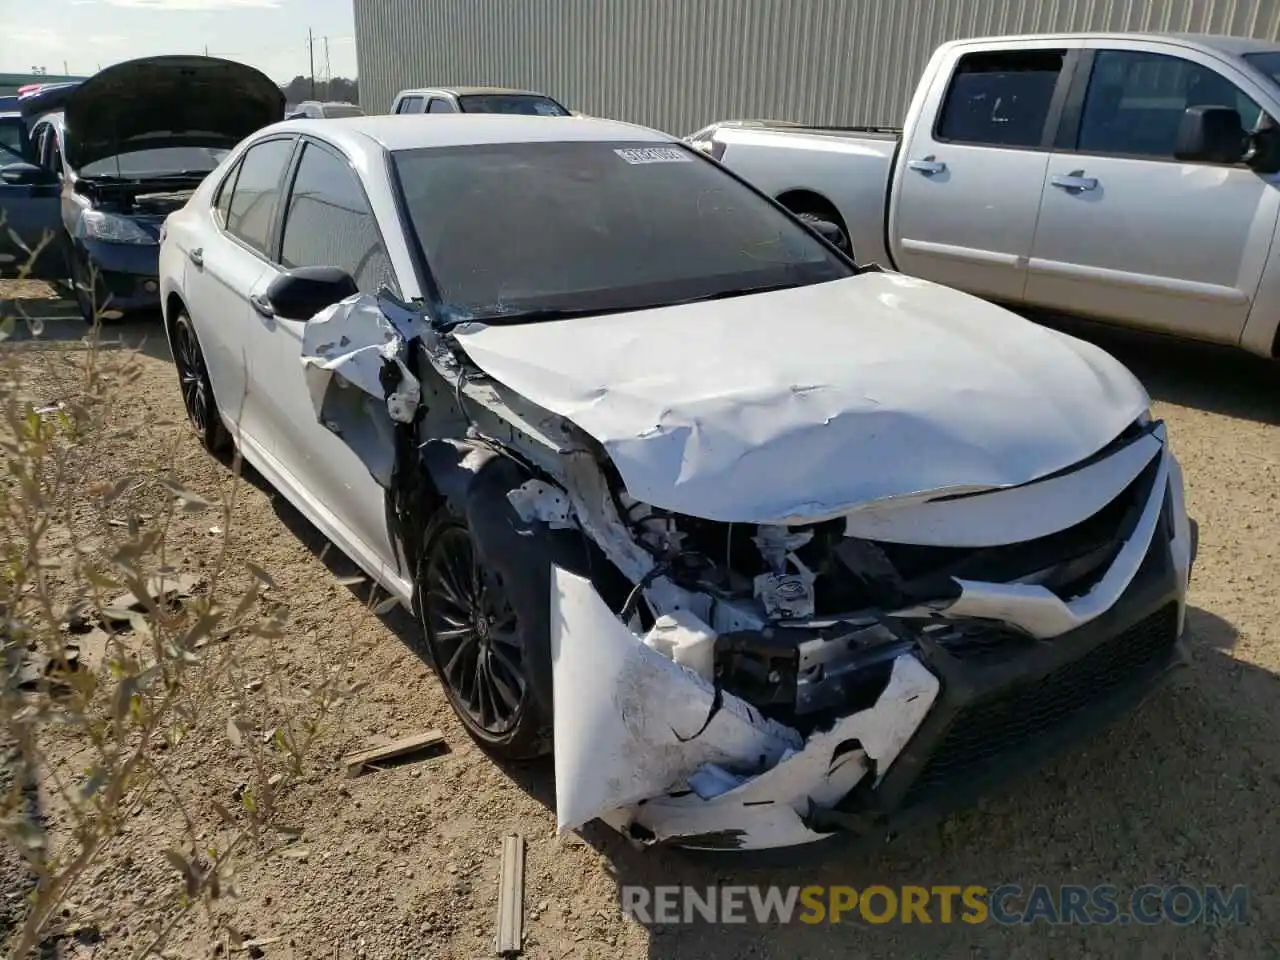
[{"left": 355, "top": 0, "right": 1280, "bottom": 136}]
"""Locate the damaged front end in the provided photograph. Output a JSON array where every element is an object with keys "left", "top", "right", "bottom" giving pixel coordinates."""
[{"left": 302, "top": 289, "right": 1194, "bottom": 853}]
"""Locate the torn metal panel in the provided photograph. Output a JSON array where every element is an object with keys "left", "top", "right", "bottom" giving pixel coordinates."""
[
  {"left": 626, "top": 656, "right": 940, "bottom": 850},
  {"left": 550, "top": 567, "right": 802, "bottom": 833},
  {"left": 452, "top": 272, "right": 1150, "bottom": 525},
  {"left": 917, "top": 444, "right": 1172, "bottom": 639},
  {"left": 506, "top": 479, "right": 575, "bottom": 530},
  {"left": 300, "top": 293, "right": 428, "bottom": 426},
  {"left": 842, "top": 431, "right": 1164, "bottom": 547}
]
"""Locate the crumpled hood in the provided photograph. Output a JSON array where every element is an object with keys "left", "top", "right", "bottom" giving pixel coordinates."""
[
  {"left": 452, "top": 272, "right": 1150, "bottom": 523},
  {"left": 62, "top": 56, "right": 284, "bottom": 172}
]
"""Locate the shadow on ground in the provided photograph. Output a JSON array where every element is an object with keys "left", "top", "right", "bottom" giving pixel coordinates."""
[{"left": 1032, "top": 313, "right": 1280, "bottom": 426}]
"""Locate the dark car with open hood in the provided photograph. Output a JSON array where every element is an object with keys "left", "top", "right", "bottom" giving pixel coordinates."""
[{"left": 0, "top": 55, "right": 284, "bottom": 320}]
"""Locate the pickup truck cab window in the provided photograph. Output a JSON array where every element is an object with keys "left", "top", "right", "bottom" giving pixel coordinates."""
[
  {"left": 427, "top": 98, "right": 455, "bottom": 114},
  {"left": 396, "top": 96, "right": 425, "bottom": 114},
  {"left": 936, "top": 50, "right": 1066, "bottom": 149},
  {"left": 1077, "top": 50, "right": 1264, "bottom": 160}
]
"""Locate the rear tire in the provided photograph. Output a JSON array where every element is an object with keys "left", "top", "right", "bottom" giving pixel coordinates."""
[
  {"left": 171, "top": 311, "right": 229, "bottom": 454},
  {"left": 781, "top": 196, "right": 854, "bottom": 259}
]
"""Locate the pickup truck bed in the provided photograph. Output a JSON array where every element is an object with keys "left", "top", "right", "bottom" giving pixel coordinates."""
[{"left": 689, "top": 31, "right": 1280, "bottom": 359}]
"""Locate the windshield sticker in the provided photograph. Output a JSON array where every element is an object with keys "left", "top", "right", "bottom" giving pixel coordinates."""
[{"left": 614, "top": 147, "right": 693, "bottom": 164}]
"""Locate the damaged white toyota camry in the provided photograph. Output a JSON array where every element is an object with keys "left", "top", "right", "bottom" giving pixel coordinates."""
[{"left": 159, "top": 114, "right": 1198, "bottom": 852}]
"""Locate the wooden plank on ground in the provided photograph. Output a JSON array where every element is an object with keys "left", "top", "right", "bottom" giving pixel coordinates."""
[{"left": 342, "top": 729, "right": 445, "bottom": 778}]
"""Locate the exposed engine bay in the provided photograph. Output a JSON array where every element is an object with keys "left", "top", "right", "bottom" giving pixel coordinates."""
[
  {"left": 77, "top": 178, "right": 200, "bottom": 216},
  {"left": 298, "top": 283, "right": 1195, "bottom": 851}
]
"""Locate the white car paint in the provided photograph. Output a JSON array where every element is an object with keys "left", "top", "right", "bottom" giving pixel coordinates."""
[
  {"left": 161, "top": 114, "right": 1193, "bottom": 852},
  {"left": 453, "top": 270, "right": 1150, "bottom": 526}
]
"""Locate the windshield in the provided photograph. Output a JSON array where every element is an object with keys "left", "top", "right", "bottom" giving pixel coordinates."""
[
  {"left": 80, "top": 146, "right": 230, "bottom": 179},
  {"left": 392, "top": 140, "right": 853, "bottom": 321},
  {"left": 457, "top": 94, "right": 570, "bottom": 116}
]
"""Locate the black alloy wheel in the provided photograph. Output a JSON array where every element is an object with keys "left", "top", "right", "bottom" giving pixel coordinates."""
[
  {"left": 420, "top": 518, "right": 541, "bottom": 756},
  {"left": 172, "top": 312, "right": 228, "bottom": 453}
]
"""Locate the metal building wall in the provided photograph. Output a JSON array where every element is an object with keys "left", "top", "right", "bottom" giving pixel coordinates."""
[{"left": 355, "top": 0, "right": 1280, "bottom": 136}]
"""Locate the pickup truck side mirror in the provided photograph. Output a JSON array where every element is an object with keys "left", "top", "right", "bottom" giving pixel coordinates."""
[
  {"left": 1175, "top": 105, "right": 1247, "bottom": 164},
  {"left": 264, "top": 265, "right": 358, "bottom": 321},
  {"left": 0, "top": 161, "right": 57, "bottom": 187}
]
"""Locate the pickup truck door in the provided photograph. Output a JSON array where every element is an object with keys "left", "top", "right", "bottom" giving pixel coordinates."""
[
  {"left": 890, "top": 44, "right": 1081, "bottom": 303},
  {"left": 1025, "top": 42, "right": 1280, "bottom": 344}
]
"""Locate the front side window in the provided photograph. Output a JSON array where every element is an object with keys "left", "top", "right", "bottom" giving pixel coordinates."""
[
  {"left": 280, "top": 142, "right": 394, "bottom": 294},
  {"left": 1077, "top": 50, "right": 1264, "bottom": 158},
  {"left": 224, "top": 138, "right": 295, "bottom": 255},
  {"left": 0, "top": 120, "right": 26, "bottom": 163},
  {"left": 393, "top": 140, "right": 853, "bottom": 320},
  {"left": 937, "top": 50, "right": 1066, "bottom": 148}
]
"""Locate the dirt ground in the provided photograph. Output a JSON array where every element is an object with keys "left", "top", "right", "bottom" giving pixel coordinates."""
[{"left": 2, "top": 280, "right": 1279, "bottom": 959}]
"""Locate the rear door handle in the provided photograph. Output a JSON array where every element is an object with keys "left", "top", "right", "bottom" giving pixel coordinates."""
[
  {"left": 249, "top": 293, "right": 274, "bottom": 319},
  {"left": 907, "top": 156, "right": 947, "bottom": 175},
  {"left": 188, "top": 247, "right": 203, "bottom": 267},
  {"left": 1051, "top": 172, "right": 1098, "bottom": 192}
]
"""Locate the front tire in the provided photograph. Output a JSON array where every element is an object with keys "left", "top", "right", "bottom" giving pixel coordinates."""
[
  {"left": 171, "top": 311, "right": 229, "bottom": 454},
  {"left": 65, "top": 239, "right": 107, "bottom": 325},
  {"left": 417, "top": 512, "right": 550, "bottom": 760}
]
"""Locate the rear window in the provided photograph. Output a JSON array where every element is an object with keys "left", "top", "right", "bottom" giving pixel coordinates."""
[
  {"left": 936, "top": 50, "right": 1065, "bottom": 148},
  {"left": 392, "top": 139, "right": 851, "bottom": 320},
  {"left": 457, "top": 94, "right": 569, "bottom": 116},
  {"left": 321, "top": 104, "right": 364, "bottom": 118}
]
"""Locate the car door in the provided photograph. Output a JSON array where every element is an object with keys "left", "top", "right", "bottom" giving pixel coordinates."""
[
  {"left": 181, "top": 135, "right": 297, "bottom": 447},
  {"left": 889, "top": 43, "right": 1081, "bottom": 303},
  {"left": 0, "top": 119, "right": 63, "bottom": 278},
  {"left": 1025, "top": 43, "right": 1280, "bottom": 344},
  {"left": 247, "top": 137, "right": 401, "bottom": 580}
]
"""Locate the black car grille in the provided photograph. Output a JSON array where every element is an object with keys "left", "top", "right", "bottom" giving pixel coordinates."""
[{"left": 902, "top": 603, "right": 1179, "bottom": 806}]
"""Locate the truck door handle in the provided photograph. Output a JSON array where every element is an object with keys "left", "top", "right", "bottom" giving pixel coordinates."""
[
  {"left": 249, "top": 293, "right": 275, "bottom": 319},
  {"left": 188, "top": 247, "right": 203, "bottom": 267},
  {"left": 1051, "top": 172, "right": 1098, "bottom": 192},
  {"left": 907, "top": 156, "right": 947, "bottom": 175}
]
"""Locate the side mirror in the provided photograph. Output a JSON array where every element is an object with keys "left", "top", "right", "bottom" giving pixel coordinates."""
[
  {"left": 0, "top": 162, "right": 57, "bottom": 186},
  {"left": 264, "top": 265, "right": 358, "bottom": 322},
  {"left": 1175, "top": 105, "right": 1247, "bottom": 164}
]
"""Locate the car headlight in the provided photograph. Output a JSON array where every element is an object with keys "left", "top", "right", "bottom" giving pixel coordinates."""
[{"left": 81, "top": 211, "right": 158, "bottom": 245}]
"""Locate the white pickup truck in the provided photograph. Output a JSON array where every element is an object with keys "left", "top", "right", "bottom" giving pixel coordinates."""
[{"left": 688, "top": 32, "right": 1280, "bottom": 359}]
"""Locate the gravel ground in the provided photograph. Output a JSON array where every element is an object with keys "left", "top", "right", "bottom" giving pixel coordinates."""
[{"left": 3, "top": 285, "right": 1279, "bottom": 959}]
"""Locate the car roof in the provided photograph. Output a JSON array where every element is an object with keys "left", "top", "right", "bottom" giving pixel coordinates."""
[
  {"left": 949, "top": 31, "right": 1280, "bottom": 59},
  {"left": 269, "top": 113, "right": 670, "bottom": 154},
  {"left": 398, "top": 86, "right": 555, "bottom": 99}
]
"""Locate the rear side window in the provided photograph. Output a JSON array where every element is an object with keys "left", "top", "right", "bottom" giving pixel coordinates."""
[
  {"left": 213, "top": 161, "right": 240, "bottom": 227},
  {"left": 279, "top": 142, "right": 394, "bottom": 294},
  {"left": 225, "top": 138, "right": 295, "bottom": 255},
  {"left": 396, "top": 96, "right": 425, "bottom": 114},
  {"left": 936, "top": 50, "right": 1066, "bottom": 148},
  {"left": 427, "top": 98, "right": 455, "bottom": 114}
]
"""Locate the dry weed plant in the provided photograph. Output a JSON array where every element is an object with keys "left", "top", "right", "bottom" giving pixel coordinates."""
[{"left": 0, "top": 223, "right": 387, "bottom": 957}]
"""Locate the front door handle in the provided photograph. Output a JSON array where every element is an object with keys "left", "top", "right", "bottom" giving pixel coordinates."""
[
  {"left": 907, "top": 156, "right": 948, "bottom": 175},
  {"left": 249, "top": 293, "right": 274, "bottom": 319},
  {"left": 188, "top": 247, "right": 203, "bottom": 267},
  {"left": 1051, "top": 171, "right": 1098, "bottom": 192}
]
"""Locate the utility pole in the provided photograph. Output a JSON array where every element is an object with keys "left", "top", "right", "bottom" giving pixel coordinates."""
[
  {"left": 308, "top": 28, "right": 316, "bottom": 99},
  {"left": 324, "top": 35, "right": 330, "bottom": 96}
]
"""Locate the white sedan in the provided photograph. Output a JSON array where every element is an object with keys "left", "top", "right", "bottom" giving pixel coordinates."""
[{"left": 159, "top": 114, "right": 1197, "bottom": 852}]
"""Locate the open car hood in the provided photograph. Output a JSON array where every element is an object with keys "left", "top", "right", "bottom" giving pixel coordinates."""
[
  {"left": 62, "top": 56, "right": 284, "bottom": 171},
  {"left": 452, "top": 272, "right": 1151, "bottom": 524}
]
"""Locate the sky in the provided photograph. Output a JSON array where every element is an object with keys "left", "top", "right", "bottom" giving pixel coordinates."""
[{"left": 0, "top": 0, "right": 358, "bottom": 84}]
